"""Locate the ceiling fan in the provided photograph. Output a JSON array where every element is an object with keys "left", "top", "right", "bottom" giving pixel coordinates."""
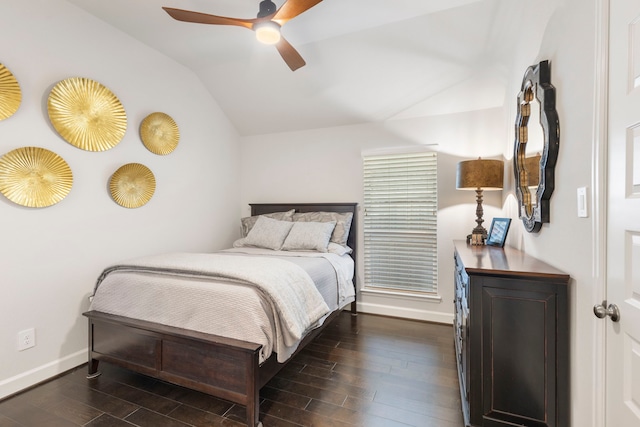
[{"left": 162, "top": 0, "right": 323, "bottom": 71}]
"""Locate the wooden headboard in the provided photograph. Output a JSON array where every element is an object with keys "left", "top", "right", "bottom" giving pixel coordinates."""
[{"left": 250, "top": 202, "right": 358, "bottom": 314}]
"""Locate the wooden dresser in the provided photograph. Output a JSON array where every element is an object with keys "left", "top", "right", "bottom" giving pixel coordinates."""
[{"left": 453, "top": 240, "right": 570, "bottom": 427}]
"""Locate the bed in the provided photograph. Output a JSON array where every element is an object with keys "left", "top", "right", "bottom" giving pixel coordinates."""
[{"left": 83, "top": 202, "right": 357, "bottom": 427}]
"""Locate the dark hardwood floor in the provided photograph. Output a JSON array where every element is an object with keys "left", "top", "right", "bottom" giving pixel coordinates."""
[{"left": 0, "top": 312, "right": 464, "bottom": 427}]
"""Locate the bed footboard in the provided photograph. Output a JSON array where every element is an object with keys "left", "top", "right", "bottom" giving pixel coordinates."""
[{"left": 84, "top": 311, "right": 263, "bottom": 427}]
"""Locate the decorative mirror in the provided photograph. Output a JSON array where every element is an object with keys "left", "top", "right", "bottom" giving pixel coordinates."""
[{"left": 514, "top": 60, "right": 559, "bottom": 232}]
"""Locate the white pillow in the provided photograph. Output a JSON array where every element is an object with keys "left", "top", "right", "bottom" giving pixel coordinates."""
[
  {"left": 243, "top": 216, "right": 294, "bottom": 250},
  {"left": 232, "top": 238, "right": 247, "bottom": 248},
  {"left": 235, "top": 237, "right": 352, "bottom": 256},
  {"left": 292, "top": 211, "right": 353, "bottom": 247},
  {"left": 327, "top": 243, "right": 353, "bottom": 256},
  {"left": 282, "top": 221, "right": 336, "bottom": 252}
]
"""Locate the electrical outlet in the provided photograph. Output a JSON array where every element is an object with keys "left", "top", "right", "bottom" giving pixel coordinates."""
[{"left": 18, "top": 328, "right": 35, "bottom": 351}]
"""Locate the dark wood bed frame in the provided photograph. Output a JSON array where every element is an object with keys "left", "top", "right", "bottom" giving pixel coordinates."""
[{"left": 83, "top": 203, "right": 358, "bottom": 427}]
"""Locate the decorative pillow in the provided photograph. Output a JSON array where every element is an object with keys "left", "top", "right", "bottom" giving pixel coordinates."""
[
  {"left": 282, "top": 221, "right": 336, "bottom": 252},
  {"left": 292, "top": 211, "right": 353, "bottom": 247},
  {"left": 243, "top": 216, "right": 294, "bottom": 250},
  {"left": 240, "top": 209, "right": 294, "bottom": 237}
]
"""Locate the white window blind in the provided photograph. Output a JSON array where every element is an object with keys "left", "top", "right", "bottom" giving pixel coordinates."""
[{"left": 363, "top": 151, "right": 438, "bottom": 294}]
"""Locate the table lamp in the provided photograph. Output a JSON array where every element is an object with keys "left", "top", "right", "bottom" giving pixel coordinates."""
[{"left": 456, "top": 158, "right": 504, "bottom": 244}]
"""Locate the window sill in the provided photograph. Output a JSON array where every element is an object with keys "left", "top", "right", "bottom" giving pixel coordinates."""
[{"left": 360, "top": 287, "right": 442, "bottom": 303}]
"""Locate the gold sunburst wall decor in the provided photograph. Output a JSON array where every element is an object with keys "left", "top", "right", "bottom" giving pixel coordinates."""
[
  {"left": 0, "top": 147, "right": 73, "bottom": 208},
  {"left": 0, "top": 63, "right": 22, "bottom": 120},
  {"left": 109, "top": 163, "right": 155, "bottom": 208},
  {"left": 47, "top": 77, "right": 127, "bottom": 151},
  {"left": 140, "top": 112, "right": 179, "bottom": 155}
]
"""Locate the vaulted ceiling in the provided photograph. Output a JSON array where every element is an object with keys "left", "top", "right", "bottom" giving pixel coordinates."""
[{"left": 65, "top": 0, "right": 525, "bottom": 136}]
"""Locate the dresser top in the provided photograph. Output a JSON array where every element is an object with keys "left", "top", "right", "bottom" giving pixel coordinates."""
[{"left": 454, "top": 240, "right": 570, "bottom": 282}]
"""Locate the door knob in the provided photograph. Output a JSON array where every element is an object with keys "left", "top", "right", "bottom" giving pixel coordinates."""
[{"left": 593, "top": 302, "right": 620, "bottom": 322}]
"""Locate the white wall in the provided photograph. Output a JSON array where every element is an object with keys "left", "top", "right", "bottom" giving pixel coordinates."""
[
  {"left": 240, "top": 108, "right": 505, "bottom": 324},
  {"left": 0, "top": 0, "right": 241, "bottom": 398},
  {"left": 501, "top": 1, "right": 600, "bottom": 426}
]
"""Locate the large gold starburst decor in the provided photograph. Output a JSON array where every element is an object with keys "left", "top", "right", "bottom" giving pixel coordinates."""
[
  {"left": 0, "top": 63, "right": 22, "bottom": 120},
  {"left": 47, "top": 77, "right": 127, "bottom": 151},
  {"left": 109, "top": 163, "right": 156, "bottom": 208},
  {"left": 0, "top": 147, "right": 73, "bottom": 208},
  {"left": 140, "top": 112, "right": 180, "bottom": 155}
]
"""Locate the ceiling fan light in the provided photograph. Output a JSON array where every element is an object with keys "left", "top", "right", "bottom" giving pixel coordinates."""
[{"left": 254, "top": 21, "right": 281, "bottom": 45}]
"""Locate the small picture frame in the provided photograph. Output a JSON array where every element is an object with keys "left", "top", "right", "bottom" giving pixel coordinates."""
[{"left": 486, "top": 217, "right": 511, "bottom": 247}]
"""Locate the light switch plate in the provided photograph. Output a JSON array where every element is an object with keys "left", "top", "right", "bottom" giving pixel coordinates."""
[{"left": 577, "top": 187, "right": 588, "bottom": 217}]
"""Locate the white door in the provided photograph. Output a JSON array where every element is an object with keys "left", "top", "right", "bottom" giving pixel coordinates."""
[{"left": 606, "top": 0, "right": 640, "bottom": 425}]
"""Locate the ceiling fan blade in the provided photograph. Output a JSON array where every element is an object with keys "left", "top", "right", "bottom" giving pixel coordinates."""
[
  {"left": 275, "top": 36, "right": 306, "bottom": 71},
  {"left": 272, "top": 0, "right": 323, "bottom": 26},
  {"left": 162, "top": 7, "right": 260, "bottom": 29}
]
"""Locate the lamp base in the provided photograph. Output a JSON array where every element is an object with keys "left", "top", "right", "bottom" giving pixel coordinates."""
[
  {"left": 466, "top": 187, "right": 488, "bottom": 245},
  {"left": 467, "top": 233, "right": 486, "bottom": 245}
]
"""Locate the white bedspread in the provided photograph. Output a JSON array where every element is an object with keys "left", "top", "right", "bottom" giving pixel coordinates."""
[{"left": 89, "top": 251, "right": 353, "bottom": 362}]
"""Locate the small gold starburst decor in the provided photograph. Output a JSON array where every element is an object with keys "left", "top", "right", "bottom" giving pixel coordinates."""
[
  {"left": 109, "top": 163, "right": 156, "bottom": 208},
  {"left": 47, "top": 77, "right": 127, "bottom": 151},
  {"left": 140, "top": 112, "right": 180, "bottom": 155},
  {"left": 0, "top": 63, "right": 22, "bottom": 120},
  {"left": 0, "top": 147, "right": 73, "bottom": 208}
]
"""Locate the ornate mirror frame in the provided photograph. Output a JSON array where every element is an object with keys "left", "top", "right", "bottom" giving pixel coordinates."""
[{"left": 514, "top": 60, "right": 560, "bottom": 233}]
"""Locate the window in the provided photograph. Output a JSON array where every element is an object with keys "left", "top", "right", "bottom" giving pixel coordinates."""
[{"left": 363, "top": 150, "right": 438, "bottom": 294}]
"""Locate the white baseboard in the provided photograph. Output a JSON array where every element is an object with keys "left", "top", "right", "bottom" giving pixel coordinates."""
[
  {"left": 0, "top": 349, "right": 87, "bottom": 400},
  {"left": 357, "top": 301, "right": 453, "bottom": 324}
]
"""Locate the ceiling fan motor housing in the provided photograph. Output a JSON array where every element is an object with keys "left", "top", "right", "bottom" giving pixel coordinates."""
[{"left": 257, "top": 0, "right": 277, "bottom": 18}]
